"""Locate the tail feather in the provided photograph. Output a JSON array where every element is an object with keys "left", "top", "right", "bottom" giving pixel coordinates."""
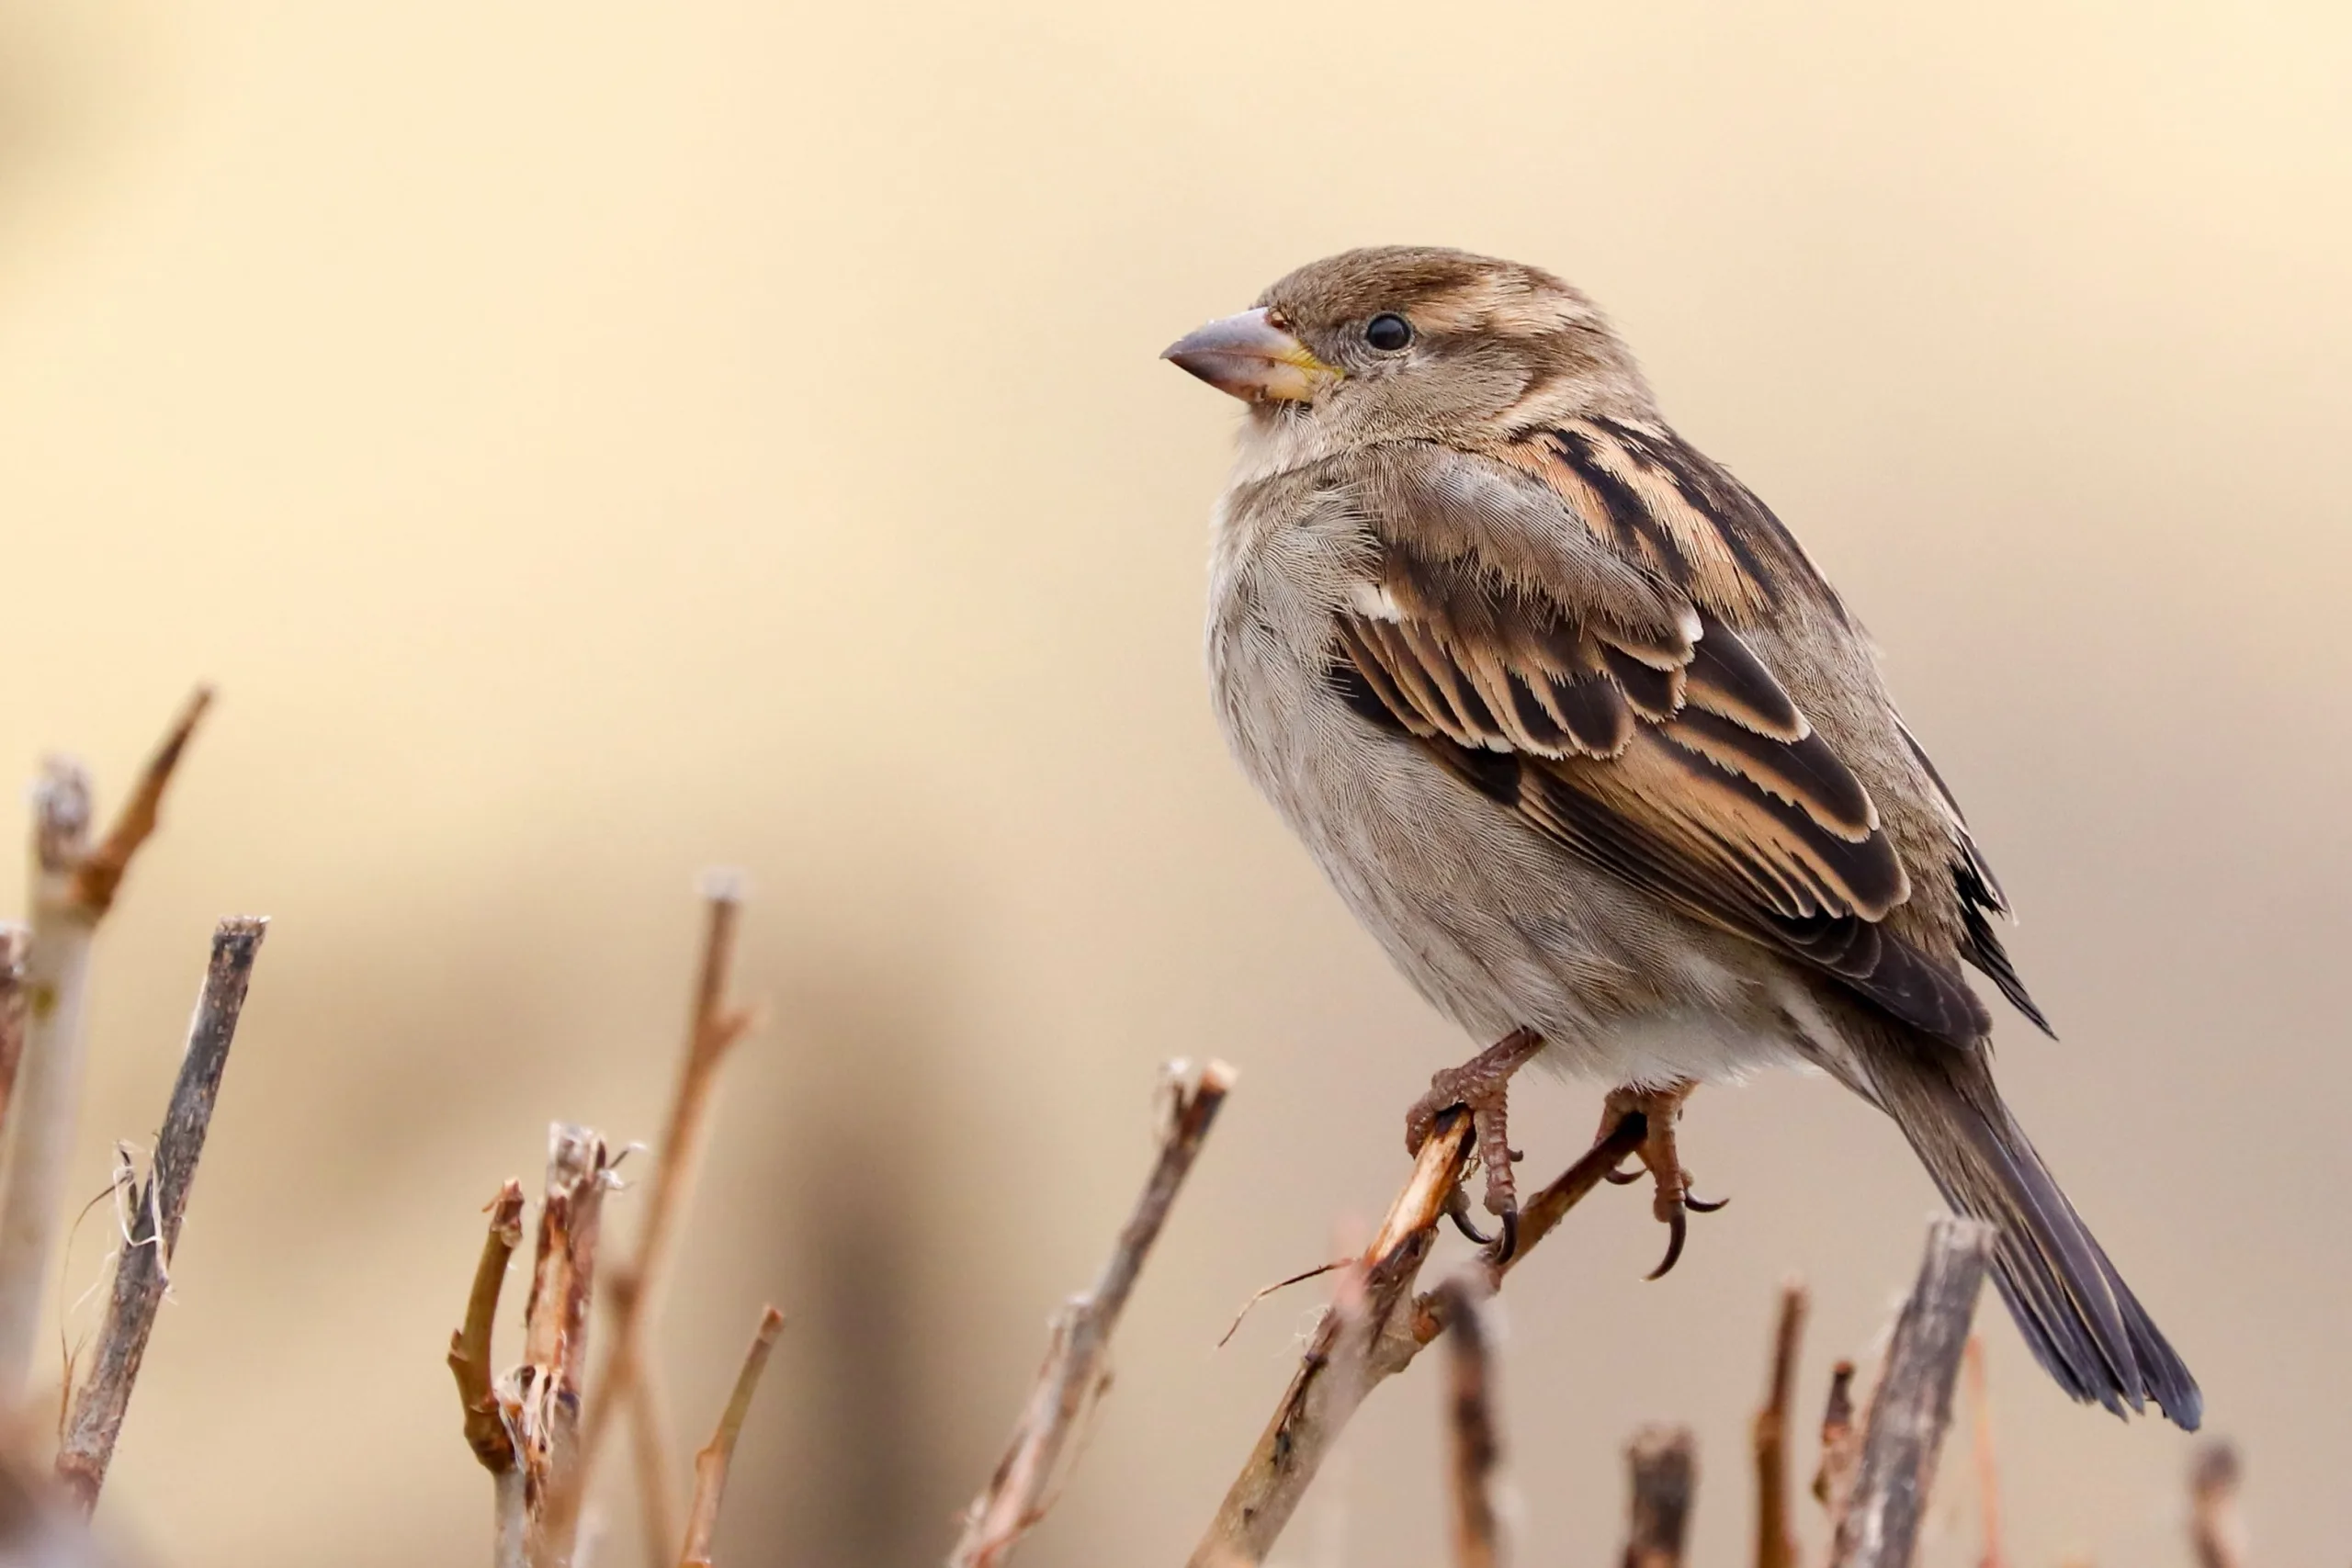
[{"left": 1866, "top": 1038, "right": 2202, "bottom": 1430}]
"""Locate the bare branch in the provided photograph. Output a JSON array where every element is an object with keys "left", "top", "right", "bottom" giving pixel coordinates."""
[
  {"left": 68, "top": 687, "right": 213, "bottom": 921},
  {"left": 0, "top": 928, "right": 29, "bottom": 1156},
  {"left": 0, "top": 692, "right": 214, "bottom": 1402},
  {"left": 1828, "top": 1218, "right": 1992, "bottom": 1568},
  {"left": 1623, "top": 1427, "right": 1697, "bottom": 1568},
  {"left": 511, "top": 1124, "right": 616, "bottom": 1568},
  {"left": 577, "top": 877, "right": 758, "bottom": 1564},
  {"left": 2187, "top": 1442, "right": 2245, "bottom": 1568},
  {"left": 0, "top": 761, "right": 97, "bottom": 1403},
  {"left": 952, "top": 1058, "right": 1235, "bottom": 1568},
  {"left": 1754, "top": 1282, "right": 1807, "bottom": 1568},
  {"left": 1435, "top": 1276, "right": 1502, "bottom": 1568},
  {"left": 676, "top": 1305, "right": 785, "bottom": 1568},
  {"left": 1962, "top": 1338, "right": 2004, "bottom": 1568},
  {"left": 54, "top": 918, "right": 267, "bottom": 1511},
  {"left": 450, "top": 1181, "right": 530, "bottom": 1473},
  {"left": 1189, "top": 1106, "right": 1648, "bottom": 1568}
]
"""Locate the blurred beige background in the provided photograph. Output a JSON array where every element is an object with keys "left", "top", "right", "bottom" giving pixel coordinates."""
[{"left": 0, "top": 0, "right": 2345, "bottom": 1563}]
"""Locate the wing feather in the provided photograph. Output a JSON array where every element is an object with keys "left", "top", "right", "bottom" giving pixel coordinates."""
[{"left": 1334, "top": 437, "right": 1997, "bottom": 1043}]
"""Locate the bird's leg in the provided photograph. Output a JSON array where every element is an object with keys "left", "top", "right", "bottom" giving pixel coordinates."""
[
  {"left": 1405, "top": 1027, "right": 1545, "bottom": 1260},
  {"left": 1597, "top": 1081, "right": 1729, "bottom": 1280}
]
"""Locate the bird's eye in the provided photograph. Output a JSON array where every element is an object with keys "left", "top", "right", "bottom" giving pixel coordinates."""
[{"left": 1364, "top": 313, "right": 1413, "bottom": 352}]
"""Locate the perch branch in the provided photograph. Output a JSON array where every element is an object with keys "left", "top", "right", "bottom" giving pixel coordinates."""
[
  {"left": 1188, "top": 1106, "right": 1648, "bottom": 1568},
  {"left": 1828, "top": 1218, "right": 1992, "bottom": 1568},
  {"left": 950, "top": 1058, "right": 1235, "bottom": 1568},
  {"left": 0, "top": 689, "right": 213, "bottom": 1402},
  {"left": 1623, "top": 1427, "right": 1697, "bottom": 1568},
  {"left": 450, "top": 1180, "right": 529, "bottom": 1472},
  {"left": 1753, "top": 1282, "right": 1807, "bottom": 1568},
  {"left": 512, "top": 1124, "right": 615, "bottom": 1568},
  {"left": 1435, "top": 1276, "right": 1502, "bottom": 1568},
  {"left": 2187, "top": 1442, "right": 2244, "bottom": 1568},
  {"left": 54, "top": 916, "right": 266, "bottom": 1511},
  {"left": 675, "top": 1304, "right": 785, "bottom": 1568},
  {"left": 577, "top": 877, "right": 758, "bottom": 1566}
]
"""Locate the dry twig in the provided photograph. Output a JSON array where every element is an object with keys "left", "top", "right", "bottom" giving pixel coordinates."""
[
  {"left": 1813, "top": 1360, "right": 1860, "bottom": 1520},
  {"left": 577, "top": 878, "right": 759, "bottom": 1564},
  {"left": 510, "top": 1124, "right": 616, "bottom": 1568},
  {"left": 54, "top": 916, "right": 266, "bottom": 1511},
  {"left": 0, "top": 689, "right": 212, "bottom": 1401},
  {"left": 675, "top": 1304, "right": 785, "bottom": 1568},
  {"left": 1828, "top": 1218, "right": 1992, "bottom": 1568},
  {"left": 1435, "top": 1276, "right": 1503, "bottom": 1568},
  {"left": 1189, "top": 1104, "right": 1648, "bottom": 1568},
  {"left": 0, "top": 929, "right": 28, "bottom": 1153},
  {"left": 951, "top": 1058, "right": 1236, "bottom": 1568},
  {"left": 1623, "top": 1427, "right": 1697, "bottom": 1568},
  {"left": 1754, "top": 1283, "right": 1807, "bottom": 1568},
  {"left": 1962, "top": 1337, "right": 2004, "bottom": 1568},
  {"left": 450, "top": 1181, "right": 530, "bottom": 1472},
  {"left": 2187, "top": 1442, "right": 2245, "bottom": 1568}
]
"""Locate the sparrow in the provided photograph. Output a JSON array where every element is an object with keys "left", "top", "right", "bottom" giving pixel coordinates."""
[{"left": 1164, "top": 246, "right": 2198, "bottom": 1427}]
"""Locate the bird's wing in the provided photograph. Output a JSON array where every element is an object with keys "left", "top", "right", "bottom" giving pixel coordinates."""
[{"left": 1332, "top": 430, "right": 1995, "bottom": 1044}]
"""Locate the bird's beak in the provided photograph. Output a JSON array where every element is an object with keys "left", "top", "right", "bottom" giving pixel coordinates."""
[{"left": 1161, "top": 308, "right": 1341, "bottom": 403}]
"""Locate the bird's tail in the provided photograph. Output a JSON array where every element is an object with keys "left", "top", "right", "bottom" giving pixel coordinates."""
[{"left": 1862, "top": 1035, "right": 2201, "bottom": 1429}]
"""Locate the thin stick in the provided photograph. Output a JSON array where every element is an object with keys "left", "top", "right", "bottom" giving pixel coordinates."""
[
  {"left": 0, "top": 760, "right": 96, "bottom": 1404},
  {"left": 1812, "top": 1360, "right": 1859, "bottom": 1519},
  {"left": 53, "top": 917, "right": 266, "bottom": 1510},
  {"left": 1828, "top": 1218, "right": 1992, "bottom": 1568},
  {"left": 69, "top": 687, "right": 213, "bottom": 920},
  {"left": 675, "top": 1305, "right": 786, "bottom": 1568},
  {"left": 512, "top": 1124, "right": 615, "bottom": 1568},
  {"left": 0, "top": 689, "right": 213, "bottom": 1403},
  {"left": 497, "top": 1470, "right": 529, "bottom": 1568},
  {"left": 0, "top": 927, "right": 28, "bottom": 1152},
  {"left": 1435, "top": 1276, "right": 1502, "bottom": 1568},
  {"left": 451, "top": 1181, "right": 530, "bottom": 1472},
  {"left": 576, "top": 877, "right": 758, "bottom": 1564},
  {"left": 1754, "top": 1282, "right": 1808, "bottom": 1568},
  {"left": 950, "top": 1059, "right": 1236, "bottom": 1568},
  {"left": 1623, "top": 1427, "right": 1697, "bottom": 1568},
  {"left": 1962, "top": 1338, "right": 2004, "bottom": 1568},
  {"left": 2187, "top": 1442, "right": 2244, "bottom": 1568}
]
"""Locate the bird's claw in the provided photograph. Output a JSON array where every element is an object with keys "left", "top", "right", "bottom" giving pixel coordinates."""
[
  {"left": 1597, "top": 1081, "right": 1729, "bottom": 1280},
  {"left": 1405, "top": 1028, "right": 1545, "bottom": 1265},
  {"left": 1443, "top": 1182, "right": 1496, "bottom": 1247},
  {"left": 1645, "top": 1208, "right": 1688, "bottom": 1280}
]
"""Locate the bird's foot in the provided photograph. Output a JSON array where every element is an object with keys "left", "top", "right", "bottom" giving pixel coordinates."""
[
  {"left": 1597, "top": 1081, "right": 1728, "bottom": 1280},
  {"left": 1405, "top": 1027, "right": 1545, "bottom": 1261}
]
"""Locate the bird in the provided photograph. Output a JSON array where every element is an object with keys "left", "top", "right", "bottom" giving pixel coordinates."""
[{"left": 1162, "top": 245, "right": 2199, "bottom": 1428}]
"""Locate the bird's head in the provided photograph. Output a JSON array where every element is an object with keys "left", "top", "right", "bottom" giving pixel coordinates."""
[{"left": 1162, "top": 247, "right": 1655, "bottom": 456}]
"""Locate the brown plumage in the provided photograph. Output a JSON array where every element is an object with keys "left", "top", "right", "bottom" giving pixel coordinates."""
[{"left": 1167, "top": 245, "right": 2197, "bottom": 1427}]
